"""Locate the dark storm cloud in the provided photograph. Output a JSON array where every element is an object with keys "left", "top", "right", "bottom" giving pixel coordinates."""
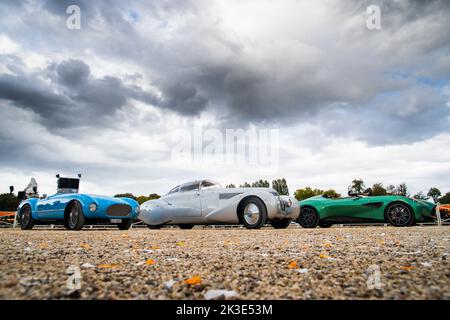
[
  {"left": 0, "top": 0, "right": 449, "bottom": 144},
  {"left": 0, "top": 58, "right": 160, "bottom": 130}
]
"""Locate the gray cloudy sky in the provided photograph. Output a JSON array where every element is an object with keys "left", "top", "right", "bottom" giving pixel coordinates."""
[{"left": 0, "top": 0, "right": 449, "bottom": 197}]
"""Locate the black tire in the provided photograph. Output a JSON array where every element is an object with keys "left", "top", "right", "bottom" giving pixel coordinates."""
[
  {"left": 118, "top": 219, "right": 133, "bottom": 230},
  {"left": 297, "top": 206, "right": 320, "bottom": 228},
  {"left": 319, "top": 222, "right": 333, "bottom": 228},
  {"left": 19, "top": 205, "right": 35, "bottom": 230},
  {"left": 148, "top": 225, "right": 162, "bottom": 229},
  {"left": 385, "top": 202, "right": 414, "bottom": 227},
  {"left": 270, "top": 218, "right": 292, "bottom": 229},
  {"left": 179, "top": 224, "right": 194, "bottom": 230},
  {"left": 65, "top": 201, "right": 85, "bottom": 230},
  {"left": 238, "top": 197, "right": 268, "bottom": 229}
]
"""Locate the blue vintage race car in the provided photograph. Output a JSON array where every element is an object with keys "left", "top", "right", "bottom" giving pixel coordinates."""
[{"left": 16, "top": 175, "right": 140, "bottom": 230}]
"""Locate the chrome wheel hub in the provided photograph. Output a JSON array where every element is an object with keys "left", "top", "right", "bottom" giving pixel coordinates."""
[{"left": 243, "top": 203, "right": 260, "bottom": 225}]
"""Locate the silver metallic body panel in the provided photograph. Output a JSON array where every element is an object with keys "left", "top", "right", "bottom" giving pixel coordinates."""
[{"left": 138, "top": 180, "right": 300, "bottom": 227}]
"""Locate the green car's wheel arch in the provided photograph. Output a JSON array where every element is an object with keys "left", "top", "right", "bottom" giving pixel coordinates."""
[
  {"left": 384, "top": 201, "right": 415, "bottom": 227},
  {"left": 297, "top": 206, "right": 320, "bottom": 228},
  {"left": 19, "top": 205, "right": 35, "bottom": 230}
]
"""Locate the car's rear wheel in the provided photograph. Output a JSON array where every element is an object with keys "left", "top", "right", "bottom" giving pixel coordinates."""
[
  {"left": 319, "top": 222, "right": 333, "bottom": 228},
  {"left": 270, "top": 218, "right": 292, "bottom": 229},
  {"left": 385, "top": 202, "right": 414, "bottom": 227},
  {"left": 20, "top": 205, "right": 35, "bottom": 230},
  {"left": 238, "top": 197, "right": 267, "bottom": 229},
  {"left": 66, "top": 201, "right": 85, "bottom": 230},
  {"left": 297, "top": 206, "right": 320, "bottom": 228},
  {"left": 179, "top": 224, "right": 194, "bottom": 229},
  {"left": 117, "top": 219, "right": 133, "bottom": 230}
]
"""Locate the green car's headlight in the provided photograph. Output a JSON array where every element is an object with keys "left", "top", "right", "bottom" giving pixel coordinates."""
[{"left": 89, "top": 203, "right": 97, "bottom": 212}]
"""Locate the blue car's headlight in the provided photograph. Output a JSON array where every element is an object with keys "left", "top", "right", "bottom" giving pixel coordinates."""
[
  {"left": 89, "top": 203, "right": 97, "bottom": 212},
  {"left": 135, "top": 206, "right": 140, "bottom": 214}
]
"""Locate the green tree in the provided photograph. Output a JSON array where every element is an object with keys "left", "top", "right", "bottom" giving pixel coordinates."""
[
  {"left": 386, "top": 184, "right": 396, "bottom": 195},
  {"left": 114, "top": 193, "right": 136, "bottom": 200},
  {"left": 396, "top": 183, "right": 408, "bottom": 196},
  {"left": 272, "top": 178, "right": 289, "bottom": 195},
  {"left": 135, "top": 193, "right": 161, "bottom": 205},
  {"left": 370, "top": 183, "right": 387, "bottom": 196},
  {"left": 294, "top": 187, "right": 323, "bottom": 201},
  {"left": 0, "top": 193, "right": 20, "bottom": 211},
  {"left": 350, "top": 179, "right": 365, "bottom": 194},
  {"left": 323, "top": 189, "right": 341, "bottom": 198},
  {"left": 438, "top": 192, "right": 450, "bottom": 204},
  {"left": 226, "top": 184, "right": 236, "bottom": 188},
  {"left": 427, "top": 187, "right": 442, "bottom": 203},
  {"left": 239, "top": 182, "right": 251, "bottom": 188},
  {"left": 413, "top": 191, "right": 429, "bottom": 200},
  {"left": 251, "top": 180, "right": 270, "bottom": 188}
]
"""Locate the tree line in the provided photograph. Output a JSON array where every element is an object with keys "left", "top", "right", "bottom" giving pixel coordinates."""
[{"left": 1, "top": 178, "right": 449, "bottom": 211}]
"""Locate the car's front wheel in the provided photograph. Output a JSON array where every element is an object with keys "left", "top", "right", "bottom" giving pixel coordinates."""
[
  {"left": 117, "top": 219, "right": 133, "bottom": 230},
  {"left": 270, "top": 218, "right": 292, "bottom": 229},
  {"left": 65, "top": 201, "right": 85, "bottom": 230},
  {"left": 385, "top": 202, "right": 414, "bottom": 227},
  {"left": 238, "top": 197, "right": 268, "bottom": 229},
  {"left": 19, "top": 205, "right": 35, "bottom": 230},
  {"left": 297, "top": 206, "right": 320, "bottom": 228}
]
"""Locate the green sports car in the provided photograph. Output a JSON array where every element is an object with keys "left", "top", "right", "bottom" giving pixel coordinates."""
[{"left": 297, "top": 194, "right": 436, "bottom": 228}]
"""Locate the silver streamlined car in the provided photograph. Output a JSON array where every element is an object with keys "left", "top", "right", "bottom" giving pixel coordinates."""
[{"left": 138, "top": 180, "right": 300, "bottom": 229}]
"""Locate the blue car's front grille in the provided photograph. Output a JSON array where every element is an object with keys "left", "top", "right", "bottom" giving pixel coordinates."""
[{"left": 107, "top": 204, "right": 131, "bottom": 217}]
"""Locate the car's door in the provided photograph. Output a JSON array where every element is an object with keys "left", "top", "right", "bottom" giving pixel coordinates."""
[
  {"left": 199, "top": 180, "right": 220, "bottom": 216},
  {"left": 322, "top": 196, "right": 373, "bottom": 219},
  {"left": 36, "top": 194, "right": 66, "bottom": 219},
  {"left": 170, "top": 182, "right": 202, "bottom": 217}
]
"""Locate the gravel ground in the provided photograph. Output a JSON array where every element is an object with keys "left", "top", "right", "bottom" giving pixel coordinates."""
[{"left": 0, "top": 226, "right": 449, "bottom": 300}]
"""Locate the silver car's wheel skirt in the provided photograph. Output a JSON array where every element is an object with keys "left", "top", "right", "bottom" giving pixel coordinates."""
[{"left": 243, "top": 203, "right": 260, "bottom": 225}]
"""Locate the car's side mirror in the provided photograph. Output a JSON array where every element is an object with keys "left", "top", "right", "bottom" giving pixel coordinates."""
[{"left": 42, "top": 194, "right": 47, "bottom": 199}]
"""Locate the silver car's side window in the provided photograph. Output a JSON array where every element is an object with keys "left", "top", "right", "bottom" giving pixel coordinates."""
[
  {"left": 180, "top": 182, "right": 200, "bottom": 193},
  {"left": 200, "top": 180, "right": 217, "bottom": 190}
]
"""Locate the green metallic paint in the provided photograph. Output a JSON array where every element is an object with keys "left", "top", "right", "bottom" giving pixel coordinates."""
[{"left": 299, "top": 195, "right": 435, "bottom": 223}]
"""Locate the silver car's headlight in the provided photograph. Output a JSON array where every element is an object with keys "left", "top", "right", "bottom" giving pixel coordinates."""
[{"left": 89, "top": 203, "right": 97, "bottom": 212}]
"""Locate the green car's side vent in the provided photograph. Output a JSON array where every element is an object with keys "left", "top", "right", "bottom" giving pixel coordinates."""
[{"left": 362, "top": 202, "right": 384, "bottom": 208}]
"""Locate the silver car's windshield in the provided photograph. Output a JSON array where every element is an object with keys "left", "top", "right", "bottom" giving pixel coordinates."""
[
  {"left": 179, "top": 181, "right": 200, "bottom": 192},
  {"left": 168, "top": 185, "right": 180, "bottom": 194}
]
